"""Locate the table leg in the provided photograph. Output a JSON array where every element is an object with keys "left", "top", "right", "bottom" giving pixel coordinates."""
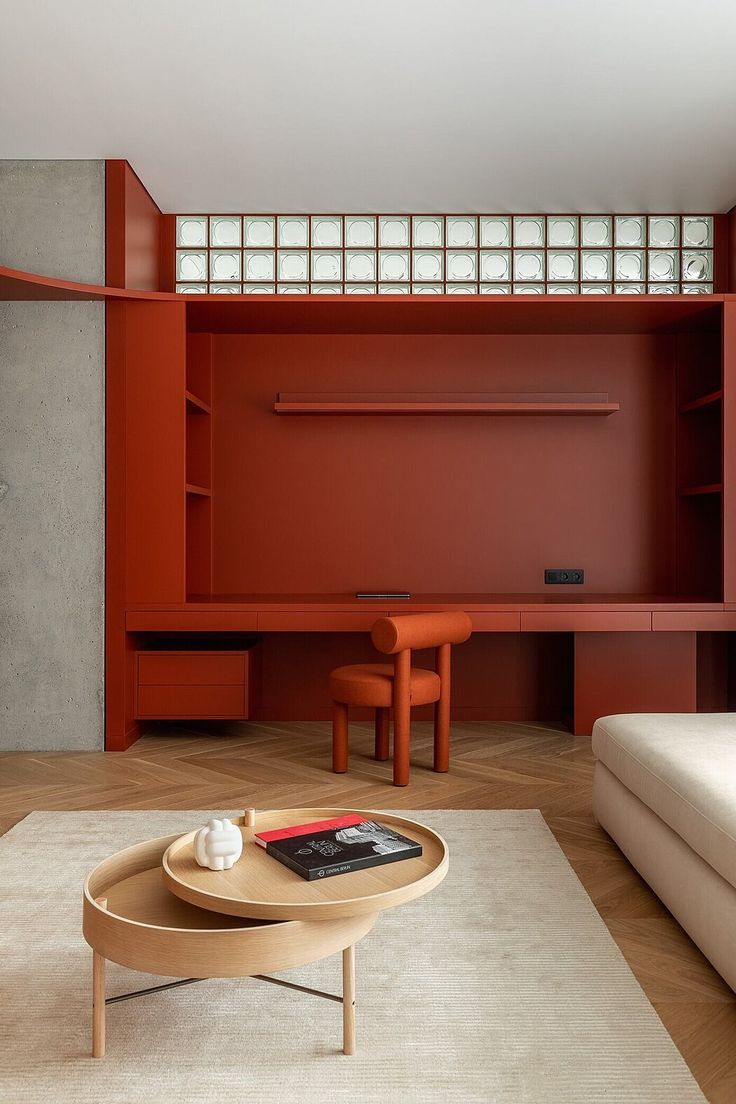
[
  {"left": 92, "top": 950, "right": 106, "bottom": 1057},
  {"left": 342, "top": 944, "right": 356, "bottom": 1055},
  {"left": 92, "top": 894, "right": 107, "bottom": 1058}
]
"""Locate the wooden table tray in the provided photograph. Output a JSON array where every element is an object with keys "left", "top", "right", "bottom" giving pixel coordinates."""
[
  {"left": 163, "top": 808, "right": 448, "bottom": 921},
  {"left": 83, "top": 833, "right": 375, "bottom": 978}
]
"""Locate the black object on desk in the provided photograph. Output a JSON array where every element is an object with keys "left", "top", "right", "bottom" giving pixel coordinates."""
[{"left": 355, "top": 592, "right": 411, "bottom": 600}]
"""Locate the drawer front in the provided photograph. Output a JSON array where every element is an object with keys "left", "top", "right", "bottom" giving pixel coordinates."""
[
  {"left": 521, "top": 612, "right": 652, "bottom": 632},
  {"left": 257, "top": 612, "right": 384, "bottom": 632},
  {"left": 652, "top": 612, "right": 736, "bottom": 631},
  {"left": 468, "top": 612, "right": 521, "bottom": 632},
  {"left": 137, "top": 684, "right": 246, "bottom": 719},
  {"left": 127, "top": 613, "right": 259, "bottom": 632},
  {"left": 138, "top": 653, "right": 245, "bottom": 685}
]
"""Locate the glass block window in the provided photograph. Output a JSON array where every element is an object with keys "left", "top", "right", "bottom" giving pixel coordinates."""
[{"left": 174, "top": 214, "right": 715, "bottom": 295}]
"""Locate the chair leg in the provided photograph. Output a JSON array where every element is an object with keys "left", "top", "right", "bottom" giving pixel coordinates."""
[
  {"left": 434, "top": 643, "right": 451, "bottom": 773},
  {"left": 332, "top": 700, "right": 349, "bottom": 773},
  {"left": 393, "top": 650, "right": 411, "bottom": 786},
  {"left": 374, "top": 707, "right": 390, "bottom": 761},
  {"left": 433, "top": 697, "right": 450, "bottom": 772}
]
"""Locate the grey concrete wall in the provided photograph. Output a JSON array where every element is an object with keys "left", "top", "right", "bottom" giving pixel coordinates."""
[
  {"left": 0, "top": 161, "right": 105, "bottom": 749},
  {"left": 0, "top": 160, "right": 104, "bottom": 282}
]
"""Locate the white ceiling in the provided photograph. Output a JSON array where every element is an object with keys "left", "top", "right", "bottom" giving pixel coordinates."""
[{"left": 2, "top": 0, "right": 736, "bottom": 214}]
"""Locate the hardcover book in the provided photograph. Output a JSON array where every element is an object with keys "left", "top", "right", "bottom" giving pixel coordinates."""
[{"left": 255, "top": 814, "right": 422, "bottom": 880}]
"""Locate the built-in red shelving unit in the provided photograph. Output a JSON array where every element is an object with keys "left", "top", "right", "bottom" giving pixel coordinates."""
[
  {"left": 129, "top": 285, "right": 736, "bottom": 745},
  {"left": 11, "top": 160, "right": 736, "bottom": 751}
]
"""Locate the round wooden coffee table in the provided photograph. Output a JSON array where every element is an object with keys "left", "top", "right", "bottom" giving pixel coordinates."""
[{"left": 83, "top": 808, "right": 447, "bottom": 1059}]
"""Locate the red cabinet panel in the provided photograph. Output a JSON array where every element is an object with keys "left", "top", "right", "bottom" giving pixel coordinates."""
[
  {"left": 574, "top": 632, "right": 696, "bottom": 736},
  {"left": 135, "top": 650, "right": 250, "bottom": 720}
]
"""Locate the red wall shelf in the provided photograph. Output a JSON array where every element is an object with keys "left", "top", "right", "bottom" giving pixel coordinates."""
[
  {"left": 680, "top": 390, "right": 723, "bottom": 413},
  {"left": 185, "top": 483, "right": 211, "bottom": 497},
  {"left": 273, "top": 391, "right": 620, "bottom": 416},
  {"left": 186, "top": 391, "right": 211, "bottom": 415},
  {"left": 679, "top": 483, "right": 723, "bottom": 497}
]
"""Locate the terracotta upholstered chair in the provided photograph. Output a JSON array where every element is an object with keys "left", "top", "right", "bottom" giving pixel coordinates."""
[{"left": 329, "top": 611, "right": 472, "bottom": 787}]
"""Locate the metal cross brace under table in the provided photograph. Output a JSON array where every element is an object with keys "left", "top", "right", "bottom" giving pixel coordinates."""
[{"left": 105, "top": 973, "right": 343, "bottom": 1006}]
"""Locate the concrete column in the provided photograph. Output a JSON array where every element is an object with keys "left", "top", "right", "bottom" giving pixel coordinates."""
[{"left": 0, "top": 161, "right": 105, "bottom": 750}]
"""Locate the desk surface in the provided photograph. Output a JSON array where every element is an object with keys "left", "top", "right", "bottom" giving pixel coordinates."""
[
  {"left": 135, "top": 592, "right": 723, "bottom": 611},
  {"left": 125, "top": 593, "right": 731, "bottom": 633}
]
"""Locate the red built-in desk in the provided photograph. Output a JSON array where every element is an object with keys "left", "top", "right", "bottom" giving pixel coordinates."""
[{"left": 125, "top": 595, "right": 730, "bottom": 740}]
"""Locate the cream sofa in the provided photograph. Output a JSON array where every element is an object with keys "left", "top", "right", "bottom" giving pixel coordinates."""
[{"left": 592, "top": 713, "right": 736, "bottom": 991}]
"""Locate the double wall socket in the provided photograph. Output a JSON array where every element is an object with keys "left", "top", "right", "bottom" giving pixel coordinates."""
[{"left": 545, "top": 568, "right": 584, "bottom": 584}]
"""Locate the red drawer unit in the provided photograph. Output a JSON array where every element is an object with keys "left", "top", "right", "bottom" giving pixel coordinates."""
[{"left": 135, "top": 651, "right": 250, "bottom": 720}]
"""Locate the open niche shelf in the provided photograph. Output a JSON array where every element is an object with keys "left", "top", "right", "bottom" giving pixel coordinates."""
[
  {"left": 185, "top": 334, "right": 213, "bottom": 596},
  {"left": 675, "top": 329, "right": 723, "bottom": 597},
  {"left": 186, "top": 313, "right": 722, "bottom": 606},
  {"left": 174, "top": 307, "right": 725, "bottom": 607}
]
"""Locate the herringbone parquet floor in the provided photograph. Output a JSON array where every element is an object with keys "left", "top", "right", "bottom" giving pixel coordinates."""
[{"left": 2, "top": 720, "right": 734, "bottom": 1102}]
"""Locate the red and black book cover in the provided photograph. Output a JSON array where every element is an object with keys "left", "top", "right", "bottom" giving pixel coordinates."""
[{"left": 255, "top": 814, "right": 422, "bottom": 880}]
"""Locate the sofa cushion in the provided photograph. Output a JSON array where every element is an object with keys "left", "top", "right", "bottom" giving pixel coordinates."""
[{"left": 592, "top": 713, "right": 736, "bottom": 890}]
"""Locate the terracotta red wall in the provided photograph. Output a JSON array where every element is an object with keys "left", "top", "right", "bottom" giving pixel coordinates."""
[
  {"left": 210, "top": 332, "right": 676, "bottom": 597},
  {"left": 574, "top": 632, "right": 697, "bottom": 734},
  {"left": 251, "top": 632, "right": 572, "bottom": 723},
  {"left": 728, "top": 207, "right": 736, "bottom": 291}
]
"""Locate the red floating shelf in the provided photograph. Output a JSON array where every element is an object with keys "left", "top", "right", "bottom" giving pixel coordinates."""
[
  {"left": 185, "top": 483, "right": 212, "bottom": 497},
  {"left": 274, "top": 391, "right": 620, "bottom": 416}
]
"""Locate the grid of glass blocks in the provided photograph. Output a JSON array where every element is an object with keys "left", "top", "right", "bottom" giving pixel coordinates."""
[{"left": 175, "top": 214, "right": 715, "bottom": 295}]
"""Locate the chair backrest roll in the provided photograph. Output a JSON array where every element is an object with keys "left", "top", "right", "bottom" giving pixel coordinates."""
[{"left": 371, "top": 611, "right": 472, "bottom": 654}]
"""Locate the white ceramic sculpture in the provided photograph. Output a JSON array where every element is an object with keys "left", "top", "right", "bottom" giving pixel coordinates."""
[{"left": 194, "top": 817, "right": 243, "bottom": 871}]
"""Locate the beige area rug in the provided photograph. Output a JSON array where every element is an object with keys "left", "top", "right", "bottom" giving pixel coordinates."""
[{"left": 0, "top": 810, "right": 705, "bottom": 1104}]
